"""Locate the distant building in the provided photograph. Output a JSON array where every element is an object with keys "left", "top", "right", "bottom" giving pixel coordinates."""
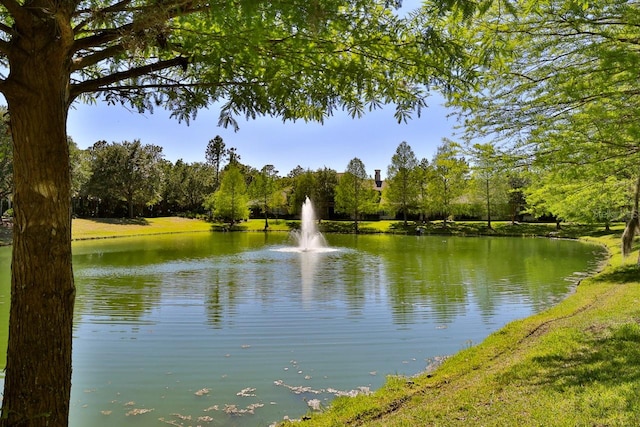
[{"left": 374, "top": 169, "right": 383, "bottom": 191}]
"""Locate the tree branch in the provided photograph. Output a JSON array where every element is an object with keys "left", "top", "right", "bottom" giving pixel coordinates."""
[
  {"left": 73, "top": 23, "right": 135, "bottom": 52},
  {"left": 0, "top": 21, "right": 16, "bottom": 39},
  {"left": 0, "top": 0, "right": 30, "bottom": 26},
  {"left": 69, "top": 56, "right": 188, "bottom": 100},
  {"left": 73, "top": 0, "right": 209, "bottom": 51},
  {"left": 73, "top": 0, "right": 133, "bottom": 32},
  {"left": 71, "top": 44, "right": 127, "bottom": 71}
]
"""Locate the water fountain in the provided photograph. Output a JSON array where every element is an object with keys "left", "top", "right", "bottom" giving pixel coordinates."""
[{"left": 292, "top": 197, "right": 328, "bottom": 251}]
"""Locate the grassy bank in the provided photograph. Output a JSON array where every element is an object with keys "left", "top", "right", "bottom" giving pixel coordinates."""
[{"left": 279, "top": 230, "right": 640, "bottom": 426}]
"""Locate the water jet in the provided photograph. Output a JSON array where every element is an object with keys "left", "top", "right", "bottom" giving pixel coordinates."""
[{"left": 291, "top": 197, "right": 327, "bottom": 251}]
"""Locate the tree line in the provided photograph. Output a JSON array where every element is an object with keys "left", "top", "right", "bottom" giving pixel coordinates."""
[
  {"left": 0, "top": 126, "right": 630, "bottom": 232},
  {"left": 0, "top": 130, "right": 627, "bottom": 231}
]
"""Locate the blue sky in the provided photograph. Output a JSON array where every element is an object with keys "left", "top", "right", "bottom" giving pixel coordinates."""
[
  {"left": 66, "top": 0, "right": 459, "bottom": 179},
  {"left": 67, "top": 98, "right": 457, "bottom": 179}
]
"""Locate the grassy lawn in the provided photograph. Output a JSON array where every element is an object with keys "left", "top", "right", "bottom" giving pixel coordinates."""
[
  {"left": 0, "top": 226, "right": 9, "bottom": 246},
  {"left": 71, "top": 216, "right": 213, "bottom": 240}
]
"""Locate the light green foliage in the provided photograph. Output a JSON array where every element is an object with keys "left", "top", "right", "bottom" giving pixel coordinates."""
[
  {"left": 415, "top": 157, "right": 431, "bottom": 222},
  {"left": 431, "top": 0, "right": 640, "bottom": 235},
  {"left": 269, "top": 186, "right": 288, "bottom": 221},
  {"left": 526, "top": 171, "right": 632, "bottom": 229},
  {"left": 428, "top": 140, "right": 469, "bottom": 223},
  {"left": 64, "top": 1, "right": 471, "bottom": 126},
  {"left": 87, "top": 140, "right": 165, "bottom": 218},
  {"left": 466, "top": 143, "right": 510, "bottom": 228},
  {"left": 204, "top": 164, "right": 249, "bottom": 224},
  {"left": 69, "top": 139, "right": 91, "bottom": 200},
  {"left": 384, "top": 141, "right": 420, "bottom": 225},
  {"left": 335, "top": 158, "right": 379, "bottom": 232},
  {"left": 248, "top": 164, "right": 279, "bottom": 228}
]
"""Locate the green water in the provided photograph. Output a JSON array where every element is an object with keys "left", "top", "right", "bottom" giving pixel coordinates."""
[{"left": 0, "top": 233, "right": 605, "bottom": 426}]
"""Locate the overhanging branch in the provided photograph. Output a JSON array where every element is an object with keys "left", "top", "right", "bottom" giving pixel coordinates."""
[
  {"left": 73, "top": 0, "right": 133, "bottom": 32},
  {"left": 71, "top": 44, "right": 127, "bottom": 71},
  {"left": 69, "top": 56, "right": 188, "bottom": 101}
]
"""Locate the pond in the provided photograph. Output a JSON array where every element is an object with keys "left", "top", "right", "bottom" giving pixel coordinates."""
[{"left": 0, "top": 232, "right": 605, "bottom": 426}]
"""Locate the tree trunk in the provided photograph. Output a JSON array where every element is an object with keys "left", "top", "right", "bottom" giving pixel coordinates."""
[
  {"left": 128, "top": 197, "right": 135, "bottom": 219},
  {"left": 486, "top": 179, "right": 492, "bottom": 229},
  {"left": 354, "top": 208, "right": 359, "bottom": 234},
  {"left": 1, "top": 19, "right": 75, "bottom": 427},
  {"left": 623, "top": 173, "right": 640, "bottom": 262}
]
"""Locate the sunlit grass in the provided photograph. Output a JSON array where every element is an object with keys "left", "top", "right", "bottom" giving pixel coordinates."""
[{"left": 72, "top": 217, "right": 212, "bottom": 240}]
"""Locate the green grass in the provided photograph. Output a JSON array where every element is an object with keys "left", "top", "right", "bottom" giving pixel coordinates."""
[
  {"left": 0, "top": 226, "right": 10, "bottom": 246},
  {"left": 279, "top": 231, "right": 640, "bottom": 426},
  {"left": 71, "top": 217, "right": 213, "bottom": 239}
]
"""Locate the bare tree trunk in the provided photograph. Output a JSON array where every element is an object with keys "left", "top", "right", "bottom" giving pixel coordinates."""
[{"left": 1, "top": 20, "right": 75, "bottom": 427}]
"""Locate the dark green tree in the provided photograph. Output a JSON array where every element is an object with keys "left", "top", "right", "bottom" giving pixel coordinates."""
[
  {"left": 313, "top": 167, "right": 338, "bottom": 220},
  {"left": 164, "top": 161, "right": 214, "bottom": 213},
  {"left": 87, "top": 140, "right": 165, "bottom": 218},
  {"left": 505, "top": 167, "right": 529, "bottom": 225},
  {"left": 159, "top": 159, "right": 183, "bottom": 214},
  {"left": 416, "top": 157, "right": 431, "bottom": 223},
  {"left": 289, "top": 169, "right": 316, "bottom": 216},
  {"left": 205, "top": 136, "right": 226, "bottom": 189}
]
